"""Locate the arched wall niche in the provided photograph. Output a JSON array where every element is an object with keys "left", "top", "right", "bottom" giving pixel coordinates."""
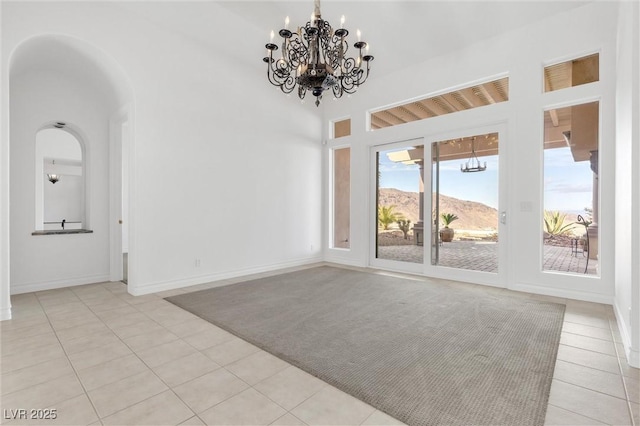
[
  {"left": 34, "top": 122, "right": 88, "bottom": 231},
  {"left": 7, "top": 33, "right": 135, "bottom": 297}
]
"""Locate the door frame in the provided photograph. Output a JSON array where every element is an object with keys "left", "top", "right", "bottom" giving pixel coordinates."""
[
  {"left": 109, "top": 104, "right": 133, "bottom": 283},
  {"left": 422, "top": 122, "right": 509, "bottom": 288},
  {"left": 369, "top": 138, "right": 426, "bottom": 275}
]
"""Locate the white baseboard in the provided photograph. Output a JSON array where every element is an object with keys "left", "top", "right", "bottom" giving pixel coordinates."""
[
  {"left": 511, "top": 282, "right": 613, "bottom": 305},
  {"left": 323, "top": 255, "right": 367, "bottom": 268},
  {"left": 0, "top": 306, "right": 11, "bottom": 321},
  {"left": 129, "top": 256, "right": 324, "bottom": 296},
  {"left": 613, "top": 301, "right": 640, "bottom": 368},
  {"left": 10, "top": 274, "right": 111, "bottom": 295}
]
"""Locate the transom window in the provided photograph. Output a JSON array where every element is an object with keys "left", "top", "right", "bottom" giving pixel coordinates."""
[{"left": 370, "top": 77, "right": 509, "bottom": 130}]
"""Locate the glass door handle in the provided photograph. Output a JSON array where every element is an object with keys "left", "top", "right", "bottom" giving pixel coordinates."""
[{"left": 500, "top": 211, "right": 507, "bottom": 224}]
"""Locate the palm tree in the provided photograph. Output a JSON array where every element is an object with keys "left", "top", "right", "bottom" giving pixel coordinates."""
[
  {"left": 439, "top": 213, "right": 459, "bottom": 242},
  {"left": 440, "top": 213, "right": 459, "bottom": 227},
  {"left": 378, "top": 205, "right": 403, "bottom": 230}
]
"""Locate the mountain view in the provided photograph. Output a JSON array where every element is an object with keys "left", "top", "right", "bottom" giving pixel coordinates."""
[{"left": 378, "top": 188, "right": 498, "bottom": 230}]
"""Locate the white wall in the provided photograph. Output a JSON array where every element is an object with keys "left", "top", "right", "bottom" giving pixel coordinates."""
[
  {"left": 614, "top": 0, "right": 640, "bottom": 367},
  {"left": 2, "top": 1, "right": 323, "bottom": 303},
  {"left": 121, "top": 122, "right": 130, "bottom": 253},
  {"left": 0, "top": 2, "right": 10, "bottom": 320},
  {"left": 322, "top": 2, "right": 619, "bottom": 302},
  {"left": 9, "top": 69, "right": 112, "bottom": 293}
]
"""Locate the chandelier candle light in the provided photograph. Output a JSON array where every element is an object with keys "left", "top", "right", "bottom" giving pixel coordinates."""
[{"left": 263, "top": 0, "right": 374, "bottom": 107}]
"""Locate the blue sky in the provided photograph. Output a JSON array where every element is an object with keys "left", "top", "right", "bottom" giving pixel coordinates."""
[
  {"left": 378, "top": 145, "right": 593, "bottom": 213},
  {"left": 544, "top": 147, "right": 593, "bottom": 214},
  {"left": 378, "top": 148, "right": 499, "bottom": 209}
]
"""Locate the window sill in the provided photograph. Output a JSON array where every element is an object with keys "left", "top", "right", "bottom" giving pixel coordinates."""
[{"left": 32, "top": 229, "right": 94, "bottom": 236}]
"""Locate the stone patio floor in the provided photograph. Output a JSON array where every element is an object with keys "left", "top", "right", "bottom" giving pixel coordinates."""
[{"left": 378, "top": 241, "right": 598, "bottom": 275}]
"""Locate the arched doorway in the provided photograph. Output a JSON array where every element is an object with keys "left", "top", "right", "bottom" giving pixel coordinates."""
[{"left": 5, "top": 35, "right": 134, "bottom": 305}]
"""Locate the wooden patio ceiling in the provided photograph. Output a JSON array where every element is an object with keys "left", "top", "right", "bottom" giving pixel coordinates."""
[{"left": 371, "top": 78, "right": 509, "bottom": 130}]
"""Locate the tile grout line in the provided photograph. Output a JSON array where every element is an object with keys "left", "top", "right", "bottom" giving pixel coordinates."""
[
  {"left": 84, "top": 292, "right": 200, "bottom": 423},
  {"left": 555, "top": 355, "right": 624, "bottom": 376},
  {"left": 72, "top": 286, "right": 165, "bottom": 424},
  {"left": 154, "top": 276, "right": 341, "bottom": 423},
  {"left": 555, "top": 357, "right": 627, "bottom": 380},
  {"left": 558, "top": 340, "right": 618, "bottom": 357},
  {"left": 552, "top": 376, "right": 628, "bottom": 401},
  {"left": 101, "top": 287, "right": 289, "bottom": 422},
  {"left": 32, "top": 290, "right": 103, "bottom": 425},
  {"left": 99, "top": 289, "right": 245, "bottom": 424},
  {"left": 546, "top": 402, "right": 608, "bottom": 425},
  {"left": 562, "top": 329, "right": 616, "bottom": 343},
  {"left": 547, "top": 314, "right": 632, "bottom": 426},
  {"left": 563, "top": 318, "right": 614, "bottom": 331},
  {"left": 609, "top": 318, "right": 636, "bottom": 426},
  {"left": 50, "top": 286, "right": 183, "bottom": 422},
  {"left": 249, "top": 365, "right": 329, "bottom": 421}
]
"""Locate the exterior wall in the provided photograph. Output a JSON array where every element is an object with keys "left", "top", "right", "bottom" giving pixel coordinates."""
[{"left": 323, "top": 2, "right": 619, "bottom": 302}]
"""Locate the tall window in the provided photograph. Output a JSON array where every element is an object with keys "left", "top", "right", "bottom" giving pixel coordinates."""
[
  {"left": 543, "top": 101, "right": 599, "bottom": 275},
  {"left": 332, "top": 147, "right": 350, "bottom": 249}
]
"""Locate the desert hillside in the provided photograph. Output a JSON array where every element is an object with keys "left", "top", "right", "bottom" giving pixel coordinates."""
[{"left": 378, "top": 188, "right": 498, "bottom": 230}]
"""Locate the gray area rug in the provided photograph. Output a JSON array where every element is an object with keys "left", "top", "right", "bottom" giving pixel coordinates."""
[{"left": 166, "top": 266, "right": 564, "bottom": 426}]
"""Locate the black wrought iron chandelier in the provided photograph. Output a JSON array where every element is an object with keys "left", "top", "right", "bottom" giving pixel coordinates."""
[
  {"left": 461, "top": 137, "right": 487, "bottom": 173},
  {"left": 263, "top": 0, "right": 374, "bottom": 107}
]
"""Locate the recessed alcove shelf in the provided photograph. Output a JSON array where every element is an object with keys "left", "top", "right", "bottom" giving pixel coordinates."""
[{"left": 31, "top": 229, "right": 93, "bottom": 236}]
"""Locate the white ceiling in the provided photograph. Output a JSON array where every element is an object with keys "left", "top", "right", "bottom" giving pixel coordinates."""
[
  {"left": 9, "top": 0, "right": 592, "bottom": 103},
  {"left": 9, "top": 35, "right": 131, "bottom": 108},
  {"left": 118, "top": 1, "right": 592, "bottom": 78}
]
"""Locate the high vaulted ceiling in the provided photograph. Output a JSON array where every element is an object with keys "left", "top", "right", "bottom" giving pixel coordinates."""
[
  {"left": 221, "top": 1, "right": 591, "bottom": 78},
  {"left": 118, "top": 1, "right": 591, "bottom": 80}
]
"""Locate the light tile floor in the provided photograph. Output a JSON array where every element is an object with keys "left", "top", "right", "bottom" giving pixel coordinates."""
[{"left": 1, "top": 264, "right": 637, "bottom": 425}]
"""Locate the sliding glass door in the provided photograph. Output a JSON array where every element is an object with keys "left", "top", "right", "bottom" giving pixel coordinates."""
[
  {"left": 428, "top": 131, "right": 506, "bottom": 286},
  {"left": 371, "top": 140, "right": 425, "bottom": 273},
  {"left": 371, "top": 130, "right": 506, "bottom": 285}
]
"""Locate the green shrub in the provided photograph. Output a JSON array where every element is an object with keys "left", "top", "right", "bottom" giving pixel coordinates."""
[
  {"left": 378, "top": 205, "right": 403, "bottom": 230},
  {"left": 543, "top": 210, "right": 575, "bottom": 236},
  {"left": 440, "top": 213, "right": 459, "bottom": 227},
  {"left": 397, "top": 219, "right": 412, "bottom": 239}
]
